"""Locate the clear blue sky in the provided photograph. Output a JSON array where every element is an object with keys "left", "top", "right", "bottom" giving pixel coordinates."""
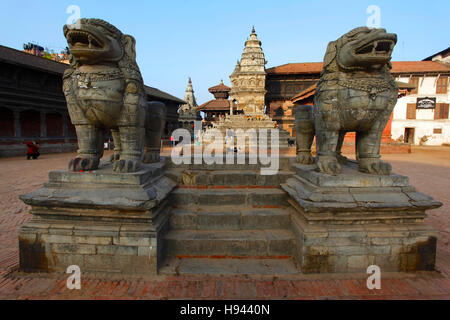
[{"left": 0, "top": 0, "right": 448, "bottom": 103}]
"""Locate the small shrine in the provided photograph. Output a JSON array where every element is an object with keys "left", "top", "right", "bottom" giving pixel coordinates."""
[{"left": 178, "top": 78, "right": 201, "bottom": 135}]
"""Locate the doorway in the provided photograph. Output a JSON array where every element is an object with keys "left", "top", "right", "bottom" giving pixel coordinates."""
[{"left": 404, "top": 127, "right": 415, "bottom": 144}]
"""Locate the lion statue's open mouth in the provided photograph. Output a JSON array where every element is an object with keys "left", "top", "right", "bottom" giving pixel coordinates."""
[
  {"left": 355, "top": 39, "right": 395, "bottom": 56},
  {"left": 66, "top": 29, "right": 104, "bottom": 51},
  {"left": 63, "top": 19, "right": 124, "bottom": 64},
  {"left": 336, "top": 27, "right": 397, "bottom": 71}
]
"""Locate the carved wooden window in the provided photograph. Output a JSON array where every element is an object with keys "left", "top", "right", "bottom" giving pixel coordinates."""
[
  {"left": 434, "top": 103, "right": 449, "bottom": 120},
  {"left": 436, "top": 76, "right": 448, "bottom": 94},
  {"left": 406, "top": 103, "right": 416, "bottom": 119},
  {"left": 409, "top": 77, "right": 419, "bottom": 94}
]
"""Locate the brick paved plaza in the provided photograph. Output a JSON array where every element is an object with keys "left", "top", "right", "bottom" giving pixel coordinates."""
[{"left": 0, "top": 147, "right": 449, "bottom": 299}]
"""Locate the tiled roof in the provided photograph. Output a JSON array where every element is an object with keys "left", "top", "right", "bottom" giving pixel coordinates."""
[
  {"left": 197, "top": 99, "right": 232, "bottom": 111},
  {"left": 208, "top": 81, "right": 230, "bottom": 93},
  {"left": 291, "top": 83, "right": 317, "bottom": 104},
  {"left": 144, "top": 86, "right": 185, "bottom": 104},
  {"left": 0, "top": 44, "right": 69, "bottom": 75},
  {"left": 390, "top": 61, "right": 450, "bottom": 73},
  {"left": 423, "top": 47, "right": 450, "bottom": 61},
  {"left": 291, "top": 81, "right": 417, "bottom": 104},
  {"left": 267, "top": 61, "right": 450, "bottom": 75},
  {"left": 0, "top": 45, "right": 184, "bottom": 104},
  {"left": 266, "top": 62, "right": 323, "bottom": 75}
]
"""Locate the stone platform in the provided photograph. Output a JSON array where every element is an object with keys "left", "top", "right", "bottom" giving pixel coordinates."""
[
  {"left": 201, "top": 114, "right": 292, "bottom": 149},
  {"left": 281, "top": 160, "right": 442, "bottom": 273},
  {"left": 18, "top": 159, "right": 176, "bottom": 274}
]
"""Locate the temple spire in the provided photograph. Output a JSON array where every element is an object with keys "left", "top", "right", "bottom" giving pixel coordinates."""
[
  {"left": 229, "top": 27, "right": 267, "bottom": 115},
  {"left": 183, "top": 77, "right": 197, "bottom": 107}
]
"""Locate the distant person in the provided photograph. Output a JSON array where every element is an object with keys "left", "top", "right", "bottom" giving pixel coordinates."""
[{"left": 26, "top": 141, "right": 40, "bottom": 160}]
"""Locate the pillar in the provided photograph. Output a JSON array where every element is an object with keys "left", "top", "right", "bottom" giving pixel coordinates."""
[
  {"left": 40, "top": 111, "right": 47, "bottom": 138},
  {"left": 14, "top": 111, "right": 21, "bottom": 138}
]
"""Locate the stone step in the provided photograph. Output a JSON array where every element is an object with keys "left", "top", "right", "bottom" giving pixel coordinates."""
[
  {"left": 169, "top": 207, "right": 291, "bottom": 230},
  {"left": 169, "top": 187, "right": 288, "bottom": 207},
  {"left": 165, "top": 155, "right": 294, "bottom": 170},
  {"left": 164, "top": 229, "right": 295, "bottom": 257},
  {"left": 159, "top": 257, "right": 299, "bottom": 275},
  {"left": 166, "top": 169, "right": 294, "bottom": 187}
]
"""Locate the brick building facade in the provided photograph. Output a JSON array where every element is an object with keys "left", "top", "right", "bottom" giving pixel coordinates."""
[
  {"left": 0, "top": 45, "right": 184, "bottom": 157},
  {"left": 264, "top": 60, "right": 450, "bottom": 150}
]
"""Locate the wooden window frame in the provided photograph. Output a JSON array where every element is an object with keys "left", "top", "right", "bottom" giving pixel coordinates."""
[
  {"left": 436, "top": 76, "right": 448, "bottom": 94},
  {"left": 409, "top": 77, "right": 419, "bottom": 94},
  {"left": 434, "top": 103, "right": 449, "bottom": 120},
  {"left": 406, "top": 103, "right": 416, "bottom": 119}
]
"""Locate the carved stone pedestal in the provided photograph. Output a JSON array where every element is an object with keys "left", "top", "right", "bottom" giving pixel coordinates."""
[
  {"left": 19, "top": 159, "right": 176, "bottom": 274},
  {"left": 282, "top": 161, "right": 442, "bottom": 273}
]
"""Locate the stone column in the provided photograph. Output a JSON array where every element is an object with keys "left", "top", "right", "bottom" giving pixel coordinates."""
[
  {"left": 14, "top": 111, "right": 21, "bottom": 138},
  {"left": 40, "top": 111, "right": 47, "bottom": 138}
]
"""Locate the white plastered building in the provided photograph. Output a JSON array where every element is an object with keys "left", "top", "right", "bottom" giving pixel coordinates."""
[{"left": 390, "top": 53, "right": 450, "bottom": 146}]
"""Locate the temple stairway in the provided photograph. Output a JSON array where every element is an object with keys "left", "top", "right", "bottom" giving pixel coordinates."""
[{"left": 159, "top": 156, "right": 299, "bottom": 275}]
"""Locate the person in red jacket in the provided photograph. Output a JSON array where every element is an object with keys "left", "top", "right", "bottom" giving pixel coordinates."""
[{"left": 26, "top": 141, "right": 40, "bottom": 160}]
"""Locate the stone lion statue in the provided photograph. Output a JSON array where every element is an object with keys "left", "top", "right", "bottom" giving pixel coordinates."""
[
  {"left": 295, "top": 27, "right": 398, "bottom": 175},
  {"left": 63, "top": 18, "right": 165, "bottom": 172}
]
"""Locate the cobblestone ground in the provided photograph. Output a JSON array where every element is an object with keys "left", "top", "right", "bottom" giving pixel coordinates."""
[{"left": 0, "top": 147, "right": 449, "bottom": 300}]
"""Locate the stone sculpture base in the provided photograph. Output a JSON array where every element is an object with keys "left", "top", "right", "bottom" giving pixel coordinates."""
[
  {"left": 282, "top": 160, "right": 442, "bottom": 273},
  {"left": 19, "top": 159, "right": 176, "bottom": 274}
]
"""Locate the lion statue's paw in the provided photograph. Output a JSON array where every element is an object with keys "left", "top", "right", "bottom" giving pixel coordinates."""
[
  {"left": 142, "top": 151, "right": 160, "bottom": 164},
  {"left": 358, "top": 158, "right": 392, "bottom": 175},
  {"left": 113, "top": 158, "right": 141, "bottom": 173},
  {"left": 296, "top": 152, "right": 315, "bottom": 165},
  {"left": 68, "top": 156, "right": 100, "bottom": 171},
  {"left": 316, "top": 156, "right": 342, "bottom": 175}
]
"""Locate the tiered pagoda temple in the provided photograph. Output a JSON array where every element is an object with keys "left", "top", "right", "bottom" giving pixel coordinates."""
[{"left": 197, "top": 80, "right": 237, "bottom": 126}]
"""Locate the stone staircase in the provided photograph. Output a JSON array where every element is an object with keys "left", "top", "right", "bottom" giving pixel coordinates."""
[{"left": 159, "top": 156, "right": 299, "bottom": 275}]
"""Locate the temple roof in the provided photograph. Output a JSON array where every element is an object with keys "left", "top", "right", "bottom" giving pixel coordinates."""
[
  {"left": 291, "top": 81, "right": 418, "bottom": 104},
  {"left": 291, "top": 84, "right": 317, "bottom": 104},
  {"left": 0, "top": 45, "right": 185, "bottom": 104},
  {"left": 267, "top": 61, "right": 450, "bottom": 75},
  {"left": 197, "top": 99, "right": 232, "bottom": 111},
  {"left": 0, "top": 44, "right": 69, "bottom": 75},
  {"left": 208, "top": 80, "right": 230, "bottom": 99},
  {"left": 143, "top": 86, "right": 185, "bottom": 104},
  {"left": 198, "top": 80, "right": 235, "bottom": 111},
  {"left": 266, "top": 62, "right": 323, "bottom": 75},
  {"left": 208, "top": 80, "right": 231, "bottom": 93}
]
